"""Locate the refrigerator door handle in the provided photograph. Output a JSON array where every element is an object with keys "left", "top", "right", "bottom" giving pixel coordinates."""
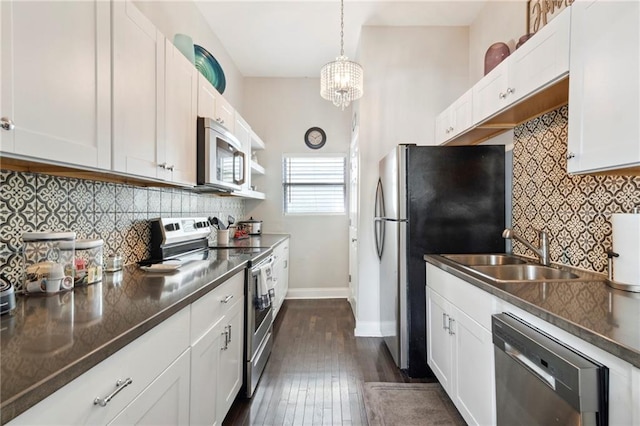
[
  {"left": 374, "top": 179, "right": 385, "bottom": 259},
  {"left": 375, "top": 217, "right": 408, "bottom": 223}
]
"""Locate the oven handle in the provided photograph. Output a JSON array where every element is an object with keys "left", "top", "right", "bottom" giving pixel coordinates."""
[{"left": 504, "top": 342, "right": 556, "bottom": 390}]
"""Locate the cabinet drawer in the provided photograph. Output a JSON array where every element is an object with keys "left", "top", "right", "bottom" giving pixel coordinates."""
[
  {"left": 426, "top": 264, "right": 494, "bottom": 330},
  {"left": 9, "top": 308, "right": 190, "bottom": 425},
  {"left": 190, "top": 270, "right": 245, "bottom": 344}
]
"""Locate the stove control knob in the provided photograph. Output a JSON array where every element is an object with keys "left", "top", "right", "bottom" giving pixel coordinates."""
[{"left": 164, "top": 223, "right": 180, "bottom": 232}]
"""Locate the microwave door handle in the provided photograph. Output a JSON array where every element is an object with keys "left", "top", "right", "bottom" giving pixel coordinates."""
[{"left": 234, "top": 150, "right": 246, "bottom": 185}]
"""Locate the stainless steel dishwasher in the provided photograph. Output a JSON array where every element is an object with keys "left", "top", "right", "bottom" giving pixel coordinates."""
[{"left": 492, "top": 313, "right": 608, "bottom": 426}]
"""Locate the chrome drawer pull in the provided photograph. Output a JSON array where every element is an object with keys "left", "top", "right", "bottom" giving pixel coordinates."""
[
  {"left": 94, "top": 378, "right": 133, "bottom": 407},
  {"left": 442, "top": 313, "right": 449, "bottom": 331},
  {"left": 221, "top": 295, "right": 233, "bottom": 304},
  {"left": 228, "top": 324, "right": 232, "bottom": 343},
  {"left": 448, "top": 317, "right": 455, "bottom": 335}
]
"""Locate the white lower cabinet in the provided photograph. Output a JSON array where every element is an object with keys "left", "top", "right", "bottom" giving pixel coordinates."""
[
  {"left": 427, "top": 263, "right": 640, "bottom": 426},
  {"left": 426, "top": 283, "right": 494, "bottom": 426},
  {"left": 189, "top": 270, "right": 245, "bottom": 426},
  {"left": 108, "top": 349, "right": 191, "bottom": 425},
  {"left": 216, "top": 298, "right": 244, "bottom": 424},
  {"left": 8, "top": 308, "right": 191, "bottom": 425},
  {"left": 190, "top": 318, "right": 224, "bottom": 426},
  {"left": 272, "top": 238, "right": 290, "bottom": 318},
  {"left": 10, "top": 270, "right": 248, "bottom": 426}
]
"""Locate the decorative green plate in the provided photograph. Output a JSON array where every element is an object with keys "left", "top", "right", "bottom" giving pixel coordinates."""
[{"left": 194, "top": 44, "right": 226, "bottom": 94}]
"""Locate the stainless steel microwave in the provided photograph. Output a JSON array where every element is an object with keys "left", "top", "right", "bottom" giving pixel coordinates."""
[{"left": 196, "top": 117, "right": 245, "bottom": 192}]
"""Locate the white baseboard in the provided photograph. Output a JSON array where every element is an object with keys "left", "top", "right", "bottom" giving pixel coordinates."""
[
  {"left": 285, "top": 287, "right": 349, "bottom": 299},
  {"left": 354, "top": 321, "right": 382, "bottom": 337}
]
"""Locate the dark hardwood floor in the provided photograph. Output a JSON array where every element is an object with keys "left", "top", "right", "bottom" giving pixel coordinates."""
[{"left": 223, "top": 299, "right": 433, "bottom": 426}]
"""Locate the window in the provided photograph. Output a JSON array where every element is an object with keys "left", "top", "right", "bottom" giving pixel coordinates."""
[{"left": 282, "top": 155, "right": 346, "bottom": 214}]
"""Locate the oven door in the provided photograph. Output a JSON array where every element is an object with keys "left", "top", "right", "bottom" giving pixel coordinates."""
[{"left": 249, "top": 264, "right": 273, "bottom": 356}]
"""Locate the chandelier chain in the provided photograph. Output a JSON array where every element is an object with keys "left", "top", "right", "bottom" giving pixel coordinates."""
[{"left": 340, "top": 0, "right": 344, "bottom": 56}]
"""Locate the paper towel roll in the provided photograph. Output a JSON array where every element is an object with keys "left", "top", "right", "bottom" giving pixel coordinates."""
[{"left": 612, "top": 213, "right": 640, "bottom": 286}]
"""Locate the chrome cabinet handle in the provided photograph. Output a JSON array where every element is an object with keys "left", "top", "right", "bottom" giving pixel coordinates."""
[
  {"left": 284, "top": 260, "right": 287, "bottom": 269},
  {"left": 566, "top": 152, "right": 575, "bottom": 160},
  {"left": 448, "top": 317, "right": 455, "bottom": 335},
  {"left": 221, "top": 295, "right": 233, "bottom": 304},
  {"left": 228, "top": 324, "right": 232, "bottom": 343},
  {"left": 1, "top": 117, "right": 15, "bottom": 131},
  {"left": 442, "top": 313, "right": 449, "bottom": 331},
  {"left": 94, "top": 378, "right": 133, "bottom": 407},
  {"left": 222, "top": 328, "right": 229, "bottom": 350},
  {"left": 158, "top": 162, "right": 167, "bottom": 169},
  {"left": 499, "top": 92, "right": 507, "bottom": 99},
  {"left": 506, "top": 87, "right": 515, "bottom": 95},
  {"left": 166, "top": 164, "right": 174, "bottom": 171}
]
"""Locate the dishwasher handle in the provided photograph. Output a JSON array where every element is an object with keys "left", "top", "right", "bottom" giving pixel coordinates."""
[{"left": 504, "top": 342, "right": 556, "bottom": 390}]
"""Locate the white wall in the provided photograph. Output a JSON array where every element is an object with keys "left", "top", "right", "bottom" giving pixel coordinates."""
[
  {"left": 355, "top": 26, "right": 470, "bottom": 335},
  {"left": 242, "top": 78, "right": 352, "bottom": 298},
  {"left": 468, "top": 0, "right": 527, "bottom": 84},
  {"left": 134, "top": 0, "right": 245, "bottom": 109}
]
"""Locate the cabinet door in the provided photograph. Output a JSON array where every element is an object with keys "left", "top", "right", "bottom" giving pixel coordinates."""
[
  {"left": 508, "top": 7, "right": 570, "bottom": 105},
  {"left": 0, "top": 0, "right": 110, "bottom": 168},
  {"left": 434, "top": 108, "right": 452, "bottom": 145},
  {"left": 567, "top": 0, "right": 640, "bottom": 174},
  {"left": 112, "top": 0, "right": 166, "bottom": 180},
  {"left": 426, "top": 287, "right": 452, "bottom": 392},
  {"left": 165, "top": 39, "right": 197, "bottom": 186},
  {"left": 216, "top": 298, "right": 244, "bottom": 425},
  {"left": 108, "top": 350, "right": 191, "bottom": 426},
  {"left": 215, "top": 94, "right": 235, "bottom": 134},
  {"left": 190, "top": 319, "right": 224, "bottom": 426},
  {"left": 197, "top": 73, "right": 217, "bottom": 119},
  {"left": 451, "top": 305, "right": 495, "bottom": 426},
  {"left": 450, "top": 90, "right": 473, "bottom": 139},
  {"left": 472, "top": 60, "right": 509, "bottom": 124}
]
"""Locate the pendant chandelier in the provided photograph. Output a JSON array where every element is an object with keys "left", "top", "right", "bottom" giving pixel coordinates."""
[{"left": 320, "top": 0, "right": 363, "bottom": 110}]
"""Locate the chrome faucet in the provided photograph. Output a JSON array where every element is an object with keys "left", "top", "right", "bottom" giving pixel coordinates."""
[{"left": 502, "top": 228, "right": 551, "bottom": 266}]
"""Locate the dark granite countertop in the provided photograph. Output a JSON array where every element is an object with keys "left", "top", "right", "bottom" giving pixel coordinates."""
[
  {"left": 425, "top": 254, "right": 640, "bottom": 369},
  {"left": 0, "top": 242, "right": 287, "bottom": 424}
]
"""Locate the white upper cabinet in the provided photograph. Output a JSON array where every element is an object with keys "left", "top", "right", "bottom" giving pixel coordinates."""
[
  {"left": 197, "top": 74, "right": 235, "bottom": 133},
  {"left": 0, "top": 0, "right": 111, "bottom": 169},
  {"left": 112, "top": 0, "right": 166, "bottom": 180},
  {"left": 435, "top": 89, "right": 473, "bottom": 145},
  {"left": 567, "top": 0, "right": 640, "bottom": 174},
  {"left": 472, "top": 60, "right": 510, "bottom": 125},
  {"left": 507, "top": 7, "right": 570, "bottom": 105},
  {"left": 165, "top": 39, "right": 197, "bottom": 186},
  {"left": 473, "top": 7, "right": 570, "bottom": 125}
]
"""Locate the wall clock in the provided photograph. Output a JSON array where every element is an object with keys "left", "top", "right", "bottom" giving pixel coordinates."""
[{"left": 304, "top": 127, "right": 327, "bottom": 149}]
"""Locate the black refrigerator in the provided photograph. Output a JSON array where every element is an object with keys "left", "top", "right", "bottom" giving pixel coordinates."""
[{"left": 374, "top": 144, "right": 505, "bottom": 377}]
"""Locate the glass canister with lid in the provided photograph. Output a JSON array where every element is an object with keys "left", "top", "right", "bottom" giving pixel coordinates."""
[
  {"left": 62, "top": 239, "right": 104, "bottom": 286},
  {"left": 22, "top": 232, "right": 76, "bottom": 294}
]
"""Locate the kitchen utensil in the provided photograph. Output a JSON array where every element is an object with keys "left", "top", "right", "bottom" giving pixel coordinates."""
[
  {"left": 228, "top": 215, "right": 235, "bottom": 226},
  {"left": 237, "top": 217, "right": 262, "bottom": 235},
  {"left": 208, "top": 217, "right": 220, "bottom": 230}
]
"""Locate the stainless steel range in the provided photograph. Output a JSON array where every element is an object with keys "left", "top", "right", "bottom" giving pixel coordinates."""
[{"left": 245, "top": 253, "right": 275, "bottom": 397}]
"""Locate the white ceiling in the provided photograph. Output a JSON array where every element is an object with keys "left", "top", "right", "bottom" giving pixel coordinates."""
[{"left": 194, "top": 1, "right": 487, "bottom": 78}]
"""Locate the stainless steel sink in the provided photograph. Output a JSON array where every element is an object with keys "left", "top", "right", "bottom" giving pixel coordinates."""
[
  {"left": 443, "top": 254, "right": 528, "bottom": 266},
  {"left": 469, "top": 264, "right": 580, "bottom": 282}
]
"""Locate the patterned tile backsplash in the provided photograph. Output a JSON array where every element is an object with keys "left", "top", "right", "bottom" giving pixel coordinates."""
[
  {"left": 0, "top": 170, "right": 245, "bottom": 290},
  {"left": 512, "top": 105, "right": 640, "bottom": 274}
]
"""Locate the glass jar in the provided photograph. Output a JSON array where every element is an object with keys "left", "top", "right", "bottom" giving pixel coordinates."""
[
  {"left": 63, "top": 239, "right": 103, "bottom": 286},
  {"left": 22, "top": 232, "right": 76, "bottom": 294}
]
